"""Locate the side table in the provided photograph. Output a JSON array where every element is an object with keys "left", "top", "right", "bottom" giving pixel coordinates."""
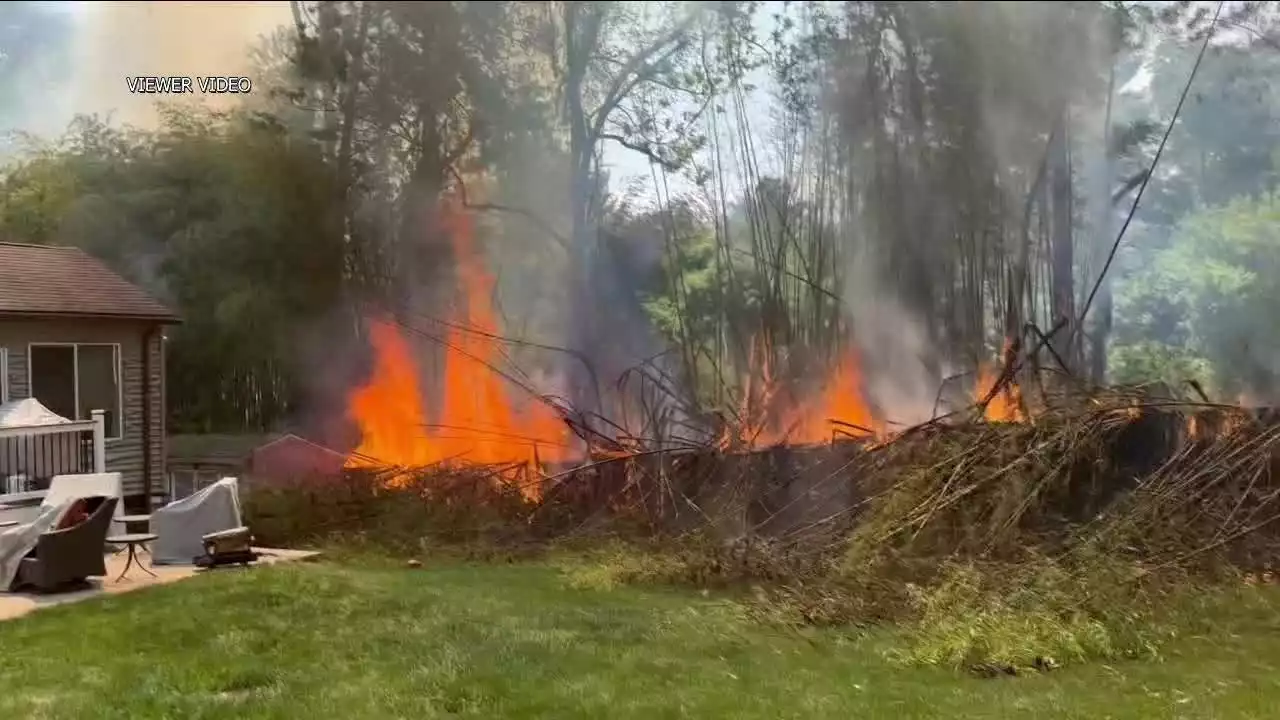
[
  {"left": 112, "top": 515, "right": 152, "bottom": 555},
  {"left": 105, "top": 533, "right": 158, "bottom": 582},
  {"left": 116, "top": 514, "right": 152, "bottom": 530}
]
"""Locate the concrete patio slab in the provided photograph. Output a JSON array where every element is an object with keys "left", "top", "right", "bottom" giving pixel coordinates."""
[{"left": 0, "top": 546, "right": 320, "bottom": 621}]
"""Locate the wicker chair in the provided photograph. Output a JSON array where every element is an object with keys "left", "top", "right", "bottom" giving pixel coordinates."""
[{"left": 9, "top": 496, "right": 118, "bottom": 593}]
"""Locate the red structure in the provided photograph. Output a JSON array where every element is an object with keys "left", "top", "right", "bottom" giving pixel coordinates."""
[{"left": 248, "top": 434, "right": 347, "bottom": 484}]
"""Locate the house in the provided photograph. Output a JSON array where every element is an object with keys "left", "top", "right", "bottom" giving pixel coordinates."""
[
  {"left": 0, "top": 242, "right": 179, "bottom": 506},
  {"left": 167, "top": 434, "right": 272, "bottom": 497},
  {"left": 167, "top": 432, "right": 348, "bottom": 497}
]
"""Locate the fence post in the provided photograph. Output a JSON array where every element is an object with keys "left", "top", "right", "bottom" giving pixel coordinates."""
[{"left": 91, "top": 409, "right": 107, "bottom": 473}]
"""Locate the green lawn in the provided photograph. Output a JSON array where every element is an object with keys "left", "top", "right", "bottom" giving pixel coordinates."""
[{"left": 1, "top": 561, "right": 1278, "bottom": 719}]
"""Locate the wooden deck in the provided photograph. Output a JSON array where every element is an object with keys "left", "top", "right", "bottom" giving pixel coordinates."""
[{"left": 0, "top": 547, "right": 321, "bottom": 621}]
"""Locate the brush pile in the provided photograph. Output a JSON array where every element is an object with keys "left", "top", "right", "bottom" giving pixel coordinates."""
[
  {"left": 244, "top": 383, "right": 1280, "bottom": 667},
  {"left": 524, "top": 387, "right": 1280, "bottom": 583},
  {"left": 249, "top": 383, "right": 1280, "bottom": 577},
  {"left": 844, "top": 394, "right": 1280, "bottom": 574}
]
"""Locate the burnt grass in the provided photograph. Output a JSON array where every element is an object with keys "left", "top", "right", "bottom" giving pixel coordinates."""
[{"left": 242, "top": 400, "right": 1280, "bottom": 670}]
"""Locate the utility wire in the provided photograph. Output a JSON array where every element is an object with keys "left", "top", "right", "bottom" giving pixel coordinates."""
[{"left": 1075, "top": 1, "right": 1224, "bottom": 337}]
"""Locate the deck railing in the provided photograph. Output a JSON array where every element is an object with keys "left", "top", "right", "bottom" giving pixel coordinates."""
[{"left": 0, "top": 409, "right": 106, "bottom": 498}]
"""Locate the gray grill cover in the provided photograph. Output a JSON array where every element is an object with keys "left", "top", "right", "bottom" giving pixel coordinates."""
[{"left": 151, "top": 478, "right": 243, "bottom": 565}]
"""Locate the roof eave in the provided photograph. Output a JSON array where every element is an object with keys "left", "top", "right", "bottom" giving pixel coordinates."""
[
  {"left": 167, "top": 455, "right": 251, "bottom": 466},
  {"left": 0, "top": 310, "right": 182, "bottom": 325}
]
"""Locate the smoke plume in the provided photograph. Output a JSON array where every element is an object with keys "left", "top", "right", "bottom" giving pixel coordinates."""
[{"left": 58, "top": 2, "right": 286, "bottom": 131}]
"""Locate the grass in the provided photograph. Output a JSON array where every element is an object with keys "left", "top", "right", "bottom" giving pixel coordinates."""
[{"left": 1, "top": 561, "right": 1279, "bottom": 719}]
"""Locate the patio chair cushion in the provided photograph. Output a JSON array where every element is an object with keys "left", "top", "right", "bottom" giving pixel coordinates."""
[{"left": 55, "top": 498, "right": 91, "bottom": 531}]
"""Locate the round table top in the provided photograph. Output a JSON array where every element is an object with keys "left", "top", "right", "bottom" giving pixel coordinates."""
[
  {"left": 106, "top": 533, "right": 158, "bottom": 544},
  {"left": 117, "top": 514, "right": 152, "bottom": 523}
]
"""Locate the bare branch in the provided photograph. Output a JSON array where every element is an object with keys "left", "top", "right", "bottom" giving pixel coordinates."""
[
  {"left": 599, "top": 132, "right": 681, "bottom": 171},
  {"left": 587, "top": 12, "right": 702, "bottom": 144},
  {"left": 446, "top": 166, "right": 570, "bottom": 251}
]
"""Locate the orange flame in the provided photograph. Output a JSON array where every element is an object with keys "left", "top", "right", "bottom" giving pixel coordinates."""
[
  {"left": 345, "top": 202, "right": 571, "bottom": 499},
  {"left": 726, "top": 336, "right": 880, "bottom": 448},
  {"left": 974, "top": 364, "right": 1025, "bottom": 423},
  {"left": 763, "top": 353, "right": 879, "bottom": 444}
]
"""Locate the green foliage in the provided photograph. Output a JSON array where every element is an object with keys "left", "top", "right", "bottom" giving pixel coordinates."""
[
  {"left": 640, "top": 225, "right": 722, "bottom": 343},
  {"left": 555, "top": 540, "right": 694, "bottom": 592},
  {"left": 0, "top": 147, "right": 79, "bottom": 241},
  {"left": 242, "top": 468, "right": 537, "bottom": 553},
  {"left": 1109, "top": 342, "right": 1211, "bottom": 390},
  {"left": 1144, "top": 40, "right": 1280, "bottom": 215},
  {"left": 0, "top": 111, "right": 347, "bottom": 432},
  {"left": 889, "top": 559, "right": 1171, "bottom": 670},
  {"left": 545, "top": 537, "right": 1256, "bottom": 672},
  {"left": 1114, "top": 193, "right": 1280, "bottom": 397}
]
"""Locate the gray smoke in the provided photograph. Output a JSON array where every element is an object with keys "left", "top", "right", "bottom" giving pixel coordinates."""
[{"left": 10, "top": 2, "right": 286, "bottom": 137}]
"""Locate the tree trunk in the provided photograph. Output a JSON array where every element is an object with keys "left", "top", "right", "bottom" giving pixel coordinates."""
[
  {"left": 396, "top": 105, "right": 447, "bottom": 323},
  {"left": 335, "top": 1, "right": 370, "bottom": 300},
  {"left": 1048, "top": 110, "right": 1077, "bottom": 374},
  {"left": 1088, "top": 57, "right": 1118, "bottom": 384},
  {"left": 564, "top": 1, "right": 604, "bottom": 418}
]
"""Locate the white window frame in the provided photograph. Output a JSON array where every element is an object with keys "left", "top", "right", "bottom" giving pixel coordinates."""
[
  {"left": 168, "top": 468, "right": 199, "bottom": 500},
  {"left": 26, "top": 342, "right": 125, "bottom": 441},
  {"left": 0, "top": 347, "right": 8, "bottom": 404},
  {"left": 167, "top": 467, "right": 222, "bottom": 501}
]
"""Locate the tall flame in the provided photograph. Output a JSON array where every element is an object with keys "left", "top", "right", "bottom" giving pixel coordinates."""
[
  {"left": 346, "top": 201, "right": 1043, "bottom": 485},
  {"left": 345, "top": 202, "right": 571, "bottom": 499},
  {"left": 763, "top": 353, "right": 879, "bottom": 444},
  {"left": 728, "top": 336, "right": 880, "bottom": 447}
]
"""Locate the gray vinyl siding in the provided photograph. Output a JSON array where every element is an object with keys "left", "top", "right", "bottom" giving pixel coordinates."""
[{"left": 0, "top": 317, "right": 166, "bottom": 497}]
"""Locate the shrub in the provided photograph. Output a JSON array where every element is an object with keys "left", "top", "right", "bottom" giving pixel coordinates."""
[{"left": 242, "top": 467, "right": 534, "bottom": 553}]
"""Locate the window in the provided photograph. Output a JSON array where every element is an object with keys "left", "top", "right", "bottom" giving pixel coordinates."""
[
  {"left": 0, "top": 347, "right": 8, "bottom": 404},
  {"left": 167, "top": 467, "right": 222, "bottom": 501},
  {"left": 28, "top": 343, "right": 122, "bottom": 440},
  {"left": 168, "top": 469, "right": 197, "bottom": 501}
]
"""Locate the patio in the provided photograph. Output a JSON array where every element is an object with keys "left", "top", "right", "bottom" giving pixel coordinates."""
[{"left": 0, "top": 545, "right": 320, "bottom": 621}]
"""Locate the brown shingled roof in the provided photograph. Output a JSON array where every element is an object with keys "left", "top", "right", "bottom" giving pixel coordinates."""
[{"left": 0, "top": 242, "right": 178, "bottom": 322}]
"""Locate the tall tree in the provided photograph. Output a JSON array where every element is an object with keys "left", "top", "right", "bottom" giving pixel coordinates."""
[
  {"left": 0, "top": 111, "right": 348, "bottom": 432},
  {"left": 545, "top": 1, "right": 757, "bottom": 415}
]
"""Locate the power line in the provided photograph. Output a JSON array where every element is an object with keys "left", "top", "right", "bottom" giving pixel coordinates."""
[{"left": 1075, "top": 0, "right": 1225, "bottom": 340}]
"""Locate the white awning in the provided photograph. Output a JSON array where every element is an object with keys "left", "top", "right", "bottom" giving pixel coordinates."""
[{"left": 0, "top": 399, "right": 73, "bottom": 429}]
